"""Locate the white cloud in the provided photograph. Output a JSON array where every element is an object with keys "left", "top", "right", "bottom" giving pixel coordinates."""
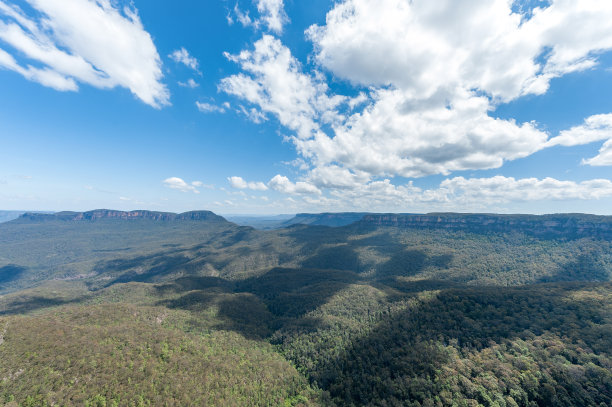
[
  {"left": 308, "top": 165, "right": 371, "bottom": 189},
  {"left": 178, "top": 78, "right": 199, "bottom": 88},
  {"left": 228, "top": 176, "right": 268, "bottom": 191},
  {"left": 220, "top": 35, "right": 346, "bottom": 139},
  {"left": 326, "top": 176, "right": 612, "bottom": 211},
  {"left": 583, "top": 139, "right": 612, "bottom": 166},
  {"left": 0, "top": 0, "right": 169, "bottom": 108},
  {"left": 196, "top": 101, "right": 226, "bottom": 114},
  {"left": 230, "top": 4, "right": 254, "bottom": 28},
  {"left": 307, "top": 0, "right": 612, "bottom": 101},
  {"left": 436, "top": 176, "right": 612, "bottom": 202},
  {"left": 263, "top": 174, "right": 612, "bottom": 212},
  {"left": 547, "top": 113, "right": 612, "bottom": 166},
  {"left": 548, "top": 114, "right": 612, "bottom": 147},
  {"left": 169, "top": 47, "right": 200, "bottom": 73},
  {"left": 299, "top": 88, "right": 547, "bottom": 178},
  {"left": 221, "top": 0, "right": 612, "bottom": 192},
  {"left": 162, "top": 177, "right": 202, "bottom": 193},
  {"left": 268, "top": 174, "right": 321, "bottom": 195},
  {"left": 0, "top": 47, "right": 77, "bottom": 90},
  {"left": 256, "top": 0, "right": 288, "bottom": 33},
  {"left": 229, "top": 0, "right": 288, "bottom": 33}
]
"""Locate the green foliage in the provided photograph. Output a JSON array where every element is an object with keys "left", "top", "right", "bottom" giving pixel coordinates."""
[
  {"left": 0, "top": 304, "right": 317, "bottom": 406},
  {"left": 2, "top": 215, "right": 611, "bottom": 296},
  {"left": 1, "top": 215, "right": 612, "bottom": 406}
]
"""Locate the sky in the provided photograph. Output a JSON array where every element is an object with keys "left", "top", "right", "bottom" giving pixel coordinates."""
[{"left": 1, "top": 0, "right": 612, "bottom": 215}]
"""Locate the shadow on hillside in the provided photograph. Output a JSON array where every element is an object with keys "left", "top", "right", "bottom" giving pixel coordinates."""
[
  {"left": 301, "top": 245, "right": 363, "bottom": 272},
  {"left": 96, "top": 252, "right": 200, "bottom": 287},
  {"left": 155, "top": 276, "right": 234, "bottom": 294},
  {"left": 235, "top": 268, "right": 360, "bottom": 318},
  {"left": 157, "top": 278, "right": 276, "bottom": 339},
  {"left": 316, "top": 282, "right": 612, "bottom": 405},
  {"left": 0, "top": 264, "right": 27, "bottom": 285},
  {"left": 157, "top": 267, "right": 361, "bottom": 338},
  {"left": 539, "top": 252, "right": 611, "bottom": 283},
  {"left": 375, "top": 277, "right": 460, "bottom": 294},
  {"left": 0, "top": 295, "right": 88, "bottom": 316},
  {"left": 348, "top": 230, "right": 404, "bottom": 254},
  {"left": 286, "top": 226, "right": 456, "bottom": 279}
]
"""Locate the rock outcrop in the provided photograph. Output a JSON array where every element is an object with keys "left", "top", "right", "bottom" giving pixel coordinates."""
[
  {"left": 16, "top": 209, "right": 227, "bottom": 223},
  {"left": 359, "top": 213, "right": 612, "bottom": 239}
]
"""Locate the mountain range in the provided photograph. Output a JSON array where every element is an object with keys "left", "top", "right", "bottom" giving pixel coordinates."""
[{"left": 0, "top": 209, "right": 610, "bottom": 406}]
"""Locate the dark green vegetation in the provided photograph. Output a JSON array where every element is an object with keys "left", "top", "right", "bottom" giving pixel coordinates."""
[{"left": 1, "top": 210, "right": 611, "bottom": 406}]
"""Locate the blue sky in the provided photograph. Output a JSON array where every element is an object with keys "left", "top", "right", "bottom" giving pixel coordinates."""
[{"left": 1, "top": 0, "right": 611, "bottom": 214}]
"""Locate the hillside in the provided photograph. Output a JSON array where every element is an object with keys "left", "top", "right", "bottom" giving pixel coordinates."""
[
  {"left": 0, "top": 212, "right": 26, "bottom": 224},
  {"left": 0, "top": 302, "right": 316, "bottom": 406},
  {"left": 360, "top": 212, "right": 612, "bottom": 239},
  {"left": 0, "top": 210, "right": 252, "bottom": 294},
  {"left": 2, "top": 211, "right": 612, "bottom": 295},
  {"left": 0, "top": 210, "right": 611, "bottom": 406}
]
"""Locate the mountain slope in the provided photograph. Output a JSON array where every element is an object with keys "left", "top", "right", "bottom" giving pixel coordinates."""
[
  {"left": 2, "top": 211, "right": 612, "bottom": 295},
  {"left": 0, "top": 302, "right": 316, "bottom": 406},
  {"left": 1, "top": 210, "right": 612, "bottom": 406}
]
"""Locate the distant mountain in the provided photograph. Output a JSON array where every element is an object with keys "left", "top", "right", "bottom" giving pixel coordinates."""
[
  {"left": 225, "top": 214, "right": 294, "bottom": 229},
  {"left": 0, "top": 211, "right": 27, "bottom": 223},
  {"left": 1, "top": 209, "right": 611, "bottom": 406},
  {"left": 15, "top": 209, "right": 228, "bottom": 223},
  {"left": 282, "top": 212, "right": 371, "bottom": 227},
  {"left": 359, "top": 212, "right": 612, "bottom": 238}
]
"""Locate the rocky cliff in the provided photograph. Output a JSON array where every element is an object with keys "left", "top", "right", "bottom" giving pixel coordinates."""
[
  {"left": 16, "top": 209, "right": 228, "bottom": 223},
  {"left": 359, "top": 213, "right": 612, "bottom": 239}
]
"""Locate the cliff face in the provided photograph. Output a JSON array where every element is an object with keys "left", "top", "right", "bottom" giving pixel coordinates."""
[
  {"left": 283, "top": 212, "right": 371, "bottom": 227},
  {"left": 360, "top": 213, "right": 612, "bottom": 239},
  {"left": 16, "top": 210, "right": 227, "bottom": 223}
]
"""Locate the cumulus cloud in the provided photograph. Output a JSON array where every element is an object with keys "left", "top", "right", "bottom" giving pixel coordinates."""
[
  {"left": 221, "top": 0, "right": 612, "bottom": 191},
  {"left": 179, "top": 78, "right": 199, "bottom": 88},
  {"left": 583, "top": 140, "right": 612, "bottom": 166},
  {"left": 546, "top": 113, "right": 612, "bottom": 166},
  {"left": 307, "top": 0, "right": 612, "bottom": 101},
  {"left": 326, "top": 176, "right": 612, "bottom": 211},
  {"left": 162, "top": 177, "right": 203, "bottom": 193},
  {"left": 268, "top": 174, "right": 321, "bottom": 195},
  {"left": 220, "top": 35, "right": 346, "bottom": 139},
  {"left": 436, "top": 176, "right": 612, "bottom": 202},
  {"left": 0, "top": 0, "right": 169, "bottom": 108},
  {"left": 228, "top": 176, "right": 268, "bottom": 191},
  {"left": 267, "top": 174, "right": 612, "bottom": 211},
  {"left": 256, "top": 0, "right": 288, "bottom": 33},
  {"left": 298, "top": 88, "right": 547, "bottom": 178},
  {"left": 229, "top": 0, "right": 288, "bottom": 33},
  {"left": 548, "top": 114, "right": 612, "bottom": 147},
  {"left": 196, "top": 101, "right": 226, "bottom": 114},
  {"left": 169, "top": 47, "right": 200, "bottom": 73}
]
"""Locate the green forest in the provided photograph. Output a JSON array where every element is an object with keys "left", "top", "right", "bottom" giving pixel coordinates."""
[{"left": 0, "top": 212, "right": 611, "bottom": 406}]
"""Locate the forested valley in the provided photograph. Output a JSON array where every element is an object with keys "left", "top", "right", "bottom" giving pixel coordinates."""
[{"left": 0, "top": 211, "right": 610, "bottom": 406}]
